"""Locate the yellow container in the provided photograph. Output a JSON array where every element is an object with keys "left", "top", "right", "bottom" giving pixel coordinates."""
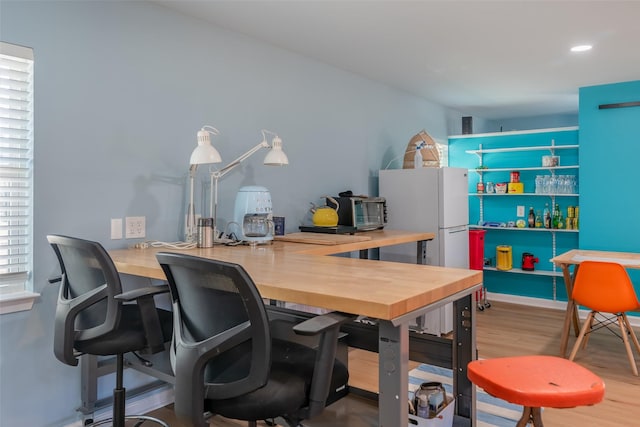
[
  {"left": 507, "top": 182, "right": 524, "bottom": 193},
  {"left": 496, "top": 245, "right": 513, "bottom": 270}
]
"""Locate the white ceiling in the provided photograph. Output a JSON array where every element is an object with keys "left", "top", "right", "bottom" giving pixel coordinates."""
[{"left": 156, "top": 0, "right": 640, "bottom": 120}]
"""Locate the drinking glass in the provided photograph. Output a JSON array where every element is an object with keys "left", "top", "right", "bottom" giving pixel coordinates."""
[
  {"left": 542, "top": 176, "right": 551, "bottom": 194},
  {"left": 535, "top": 175, "right": 544, "bottom": 194}
]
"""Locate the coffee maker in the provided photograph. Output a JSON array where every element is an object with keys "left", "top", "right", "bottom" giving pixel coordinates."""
[{"left": 232, "top": 186, "right": 274, "bottom": 244}]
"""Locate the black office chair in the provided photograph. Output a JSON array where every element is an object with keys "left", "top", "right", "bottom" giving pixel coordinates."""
[
  {"left": 47, "top": 235, "right": 173, "bottom": 427},
  {"left": 156, "top": 252, "right": 351, "bottom": 427}
]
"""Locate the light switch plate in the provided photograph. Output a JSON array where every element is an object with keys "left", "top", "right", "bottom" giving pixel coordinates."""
[
  {"left": 110, "top": 218, "right": 123, "bottom": 240},
  {"left": 517, "top": 205, "right": 525, "bottom": 217}
]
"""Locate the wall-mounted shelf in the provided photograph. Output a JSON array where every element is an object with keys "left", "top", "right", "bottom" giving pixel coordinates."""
[
  {"left": 483, "top": 266, "right": 562, "bottom": 277},
  {"left": 466, "top": 144, "right": 579, "bottom": 155},
  {"left": 470, "top": 225, "right": 579, "bottom": 233},
  {"left": 454, "top": 128, "right": 580, "bottom": 302},
  {"left": 472, "top": 165, "right": 579, "bottom": 173},
  {"left": 469, "top": 193, "right": 579, "bottom": 197}
]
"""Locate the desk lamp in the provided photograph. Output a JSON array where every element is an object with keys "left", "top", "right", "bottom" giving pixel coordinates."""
[
  {"left": 187, "top": 125, "right": 222, "bottom": 243},
  {"left": 208, "top": 129, "right": 289, "bottom": 239}
]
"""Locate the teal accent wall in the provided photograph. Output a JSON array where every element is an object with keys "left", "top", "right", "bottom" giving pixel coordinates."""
[
  {"left": 579, "top": 81, "right": 640, "bottom": 285},
  {"left": 578, "top": 81, "right": 640, "bottom": 252},
  {"left": 449, "top": 128, "right": 579, "bottom": 301}
]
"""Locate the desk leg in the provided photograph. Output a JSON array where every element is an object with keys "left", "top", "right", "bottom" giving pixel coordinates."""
[
  {"left": 413, "top": 240, "right": 429, "bottom": 332},
  {"left": 560, "top": 299, "right": 576, "bottom": 358},
  {"left": 378, "top": 320, "right": 409, "bottom": 427},
  {"left": 559, "top": 263, "right": 580, "bottom": 358},
  {"left": 80, "top": 355, "right": 98, "bottom": 418},
  {"left": 361, "top": 248, "right": 380, "bottom": 260},
  {"left": 454, "top": 294, "right": 476, "bottom": 425},
  {"left": 417, "top": 240, "right": 427, "bottom": 265}
]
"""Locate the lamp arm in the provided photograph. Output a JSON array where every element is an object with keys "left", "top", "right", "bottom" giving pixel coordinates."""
[
  {"left": 212, "top": 140, "right": 269, "bottom": 180},
  {"left": 186, "top": 164, "right": 199, "bottom": 242}
]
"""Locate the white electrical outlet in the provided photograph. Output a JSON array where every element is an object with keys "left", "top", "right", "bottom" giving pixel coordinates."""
[
  {"left": 125, "top": 216, "right": 146, "bottom": 239},
  {"left": 517, "top": 205, "right": 525, "bottom": 217},
  {"left": 110, "top": 218, "right": 123, "bottom": 240}
]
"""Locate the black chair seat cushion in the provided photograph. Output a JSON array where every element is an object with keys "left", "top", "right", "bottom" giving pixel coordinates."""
[
  {"left": 205, "top": 338, "right": 349, "bottom": 421},
  {"left": 75, "top": 305, "right": 173, "bottom": 356}
]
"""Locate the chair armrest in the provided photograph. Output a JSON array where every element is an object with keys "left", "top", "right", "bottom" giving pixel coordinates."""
[
  {"left": 115, "top": 284, "right": 170, "bottom": 354},
  {"left": 114, "top": 284, "right": 169, "bottom": 302},
  {"left": 54, "top": 280, "right": 109, "bottom": 366},
  {"left": 293, "top": 312, "right": 354, "bottom": 419},
  {"left": 292, "top": 312, "right": 354, "bottom": 336}
]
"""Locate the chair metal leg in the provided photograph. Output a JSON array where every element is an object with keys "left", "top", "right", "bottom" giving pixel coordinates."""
[
  {"left": 86, "top": 353, "right": 170, "bottom": 427},
  {"left": 90, "top": 416, "right": 169, "bottom": 426},
  {"left": 114, "top": 354, "right": 125, "bottom": 427}
]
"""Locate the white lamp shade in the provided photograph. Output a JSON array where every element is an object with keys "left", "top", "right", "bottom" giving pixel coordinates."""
[
  {"left": 190, "top": 130, "right": 222, "bottom": 165},
  {"left": 263, "top": 137, "right": 289, "bottom": 166}
]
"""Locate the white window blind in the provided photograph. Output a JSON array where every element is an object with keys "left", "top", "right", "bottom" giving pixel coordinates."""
[{"left": 0, "top": 42, "right": 34, "bottom": 296}]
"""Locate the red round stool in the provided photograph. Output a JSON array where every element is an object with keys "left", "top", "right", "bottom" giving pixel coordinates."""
[{"left": 467, "top": 355, "right": 605, "bottom": 427}]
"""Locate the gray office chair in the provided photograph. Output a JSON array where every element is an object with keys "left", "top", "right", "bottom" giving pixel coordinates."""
[
  {"left": 156, "top": 252, "right": 351, "bottom": 427},
  {"left": 47, "top": 235, "right": 173, "bottom": 427}
]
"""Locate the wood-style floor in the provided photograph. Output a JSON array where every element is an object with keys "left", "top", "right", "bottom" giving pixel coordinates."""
[{"left": 146, "top": 301, "right": 640, "bottom": 426}]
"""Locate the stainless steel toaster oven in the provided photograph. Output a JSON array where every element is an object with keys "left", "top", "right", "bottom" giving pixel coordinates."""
[{"left": 327, "top": 196, "right": 387, "bottom": 231}]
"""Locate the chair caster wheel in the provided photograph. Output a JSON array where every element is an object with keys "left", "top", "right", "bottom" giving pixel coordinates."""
[
  {"left": 478, "top": 305, "right": 485, "bottom": 311},
  {"left": 485, "top": 302, "right": 492, "bottom": 309}
]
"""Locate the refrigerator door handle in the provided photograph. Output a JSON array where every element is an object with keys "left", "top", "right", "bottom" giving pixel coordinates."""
[{"left": 445, "top": 225, "right": 469, "bottom": 234}]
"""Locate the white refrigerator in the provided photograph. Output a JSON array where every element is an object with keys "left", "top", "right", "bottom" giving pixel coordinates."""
[{"left": 378, "top": 167, "right": 469, "bottom": 335}]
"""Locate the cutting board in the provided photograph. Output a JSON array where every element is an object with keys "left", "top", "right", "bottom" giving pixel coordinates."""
[{"left": 274, "top": 232, "right": 372, "bottom": 245}]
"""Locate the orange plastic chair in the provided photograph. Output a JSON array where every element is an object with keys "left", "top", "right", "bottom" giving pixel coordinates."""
[
  {"left": 468, "top": 355, "right": 605, "bottom": 427},
  {"left": 569, "top": 260, "right": 640, "bottom": 376}
]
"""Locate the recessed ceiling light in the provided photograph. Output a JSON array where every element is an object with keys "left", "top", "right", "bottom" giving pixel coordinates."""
[{"left": 571, "top": 45, "right": 593, "bottom": 52}]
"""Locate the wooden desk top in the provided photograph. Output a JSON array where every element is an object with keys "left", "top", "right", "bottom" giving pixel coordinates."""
[
  {"left": 551, "top": 249, "right": 640, "bottom": 268},
  {"left": 272, "top": 229, "right": 435, "bottom": 255},
  {"left": 110, "top": 230, "right": 481, "bottom": 321}
]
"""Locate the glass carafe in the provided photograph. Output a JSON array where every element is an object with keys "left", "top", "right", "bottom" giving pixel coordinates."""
[{"left": 243, "top": 214, "right": 272, "bottom": 237}]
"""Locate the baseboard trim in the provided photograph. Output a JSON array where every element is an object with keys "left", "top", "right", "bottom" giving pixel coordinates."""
[
  {"left": 63, "top": 385, "right": 174, "bottom": 427},
  {"left": 486, "top": 292, "right": 640, "bottom": 328}
]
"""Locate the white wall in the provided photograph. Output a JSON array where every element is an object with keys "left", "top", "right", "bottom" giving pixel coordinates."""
[
  {"left": 487, "top": 112, "right": 578, "bottom": 132},
  {"left": 0, "top": 1, "right": 473, "bottom": 425}
]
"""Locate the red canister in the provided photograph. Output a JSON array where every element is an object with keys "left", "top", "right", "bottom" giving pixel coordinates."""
[{"left": 510, "top": 171, "right": 520, "bottom": 183}]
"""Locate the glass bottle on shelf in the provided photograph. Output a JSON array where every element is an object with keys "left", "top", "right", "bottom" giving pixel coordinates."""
[
  {"left": 552, "top": 203, "right": 561, "bottom": 229},
  {"left": 557, "top": 210, "right": 564, "bottom": 229},
  {"left": 528, "top": 207, "right": 535, "bottom": 228},
  {"left": 544, "top": 203, "right": 551, "bottom": 229},
  {"left": 535, "top": 210, "right": 543, "bottom": 228}
]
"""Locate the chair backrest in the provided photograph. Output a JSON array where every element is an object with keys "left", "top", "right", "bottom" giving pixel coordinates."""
[
  {"left": 156, "top": 252, "right": 271, "bottom": 400},
  {"left": 47, "top": 234, "right": 124, "bottom": 366},
  {"left": 572, "top": 260, "right": 640, "bottom": 313}
]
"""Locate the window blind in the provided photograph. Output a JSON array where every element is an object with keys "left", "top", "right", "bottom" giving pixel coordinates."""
[{"left": 0, "top": 42, "right": 34, "bottom": 295}]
